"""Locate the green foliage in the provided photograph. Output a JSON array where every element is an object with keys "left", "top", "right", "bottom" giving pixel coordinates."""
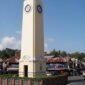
[
  {"left": 0, "top": 48, "right": 85, "bottom": 61},
  {"left": 0, "top": 73, "right": 67, "bottom": 79},
  {"left": 46, "top": 49, "right": 85, "bottom": 61},
  {"left": 49, "top": 49, "right": 62, "bottom": 57},
  {"left": 49, "top": 49, "right": 59, "bottom": 57},
  {"left": 60, "top": 51, "right": 67, "bottom": 57},
  {"left": 0, "top": 74, "right": 18, "bottom": 78},
  {"left": 47, "top": 49, "right": 68, "bottom": 57},
  {"left": 71, "top": 52, "right": 85, "bottom": 61},
  {"left": 0, "top": 48, "right": 19, "bottom": 59}
]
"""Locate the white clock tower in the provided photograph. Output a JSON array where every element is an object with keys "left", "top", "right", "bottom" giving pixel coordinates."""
[{"left": 19, "top": 0, "right": 46, "bottom": 78}]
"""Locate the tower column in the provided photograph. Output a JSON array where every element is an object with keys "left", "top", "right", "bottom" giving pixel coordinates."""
[{"left": 19, "top": 0, "right": 46, "bottom": 78}]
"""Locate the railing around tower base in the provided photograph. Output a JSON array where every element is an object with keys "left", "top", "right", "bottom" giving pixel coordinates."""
[{"left": 0, "top": 74, "right": 68, "bottom": 85}]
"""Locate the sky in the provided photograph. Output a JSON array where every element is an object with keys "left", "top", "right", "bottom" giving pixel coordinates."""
[{"left": 0, "top": 0, "right": 85, "bottom": 53}]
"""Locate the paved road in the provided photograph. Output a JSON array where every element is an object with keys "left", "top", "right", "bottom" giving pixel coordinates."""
[{"left": 67, "top": 76, "right": 85, "bottom": 85}]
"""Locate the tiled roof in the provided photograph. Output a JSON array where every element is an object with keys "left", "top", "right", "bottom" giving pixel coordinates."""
[
  {"left": 0, "top": 58, "right": 3, "bottom": 62},
  {"left": 4, "top": 52, "right": 20, "bottom": 63},
  {"left": 47, "top": 57, "right": 71, "bottom": 63}
]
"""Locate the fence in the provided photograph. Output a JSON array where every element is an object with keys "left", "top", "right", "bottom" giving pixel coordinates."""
[{"left": 0, "top": 75, "right": 68, "bottom": 85}]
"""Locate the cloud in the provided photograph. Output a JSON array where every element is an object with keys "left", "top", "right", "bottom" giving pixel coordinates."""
[
  {"left": 0, "top": 36, "right": 21, "bottom": 50},
  {"left": 16, "top": 30, "right": 21, "bottom": 35},
  {"left": 44, "top": 38, "right": 56, "bottom": 52},
  {"left": 47, "top": 38, "right": 55, "bottom": 42},
  {"left": 1, "top": 37, "right": 16, "bottom": 46},
  {"left": 44, "top": 43, "right": 48, "bottom": 48},
  {"left": 0, "top": 36, "right": 56, "bottom": 52},
  {"left": 0, "top": 44, "right": 4, "bottom": 50},
  {"left": 44, "top": 43, "right": 48, "bottom": 52}
]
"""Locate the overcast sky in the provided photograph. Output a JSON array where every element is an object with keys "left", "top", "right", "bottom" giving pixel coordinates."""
[{"left": 0, "top": 0, "right": 85, "bottom": 53}]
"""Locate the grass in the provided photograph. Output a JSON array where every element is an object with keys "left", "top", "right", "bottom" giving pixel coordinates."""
[
  {"left": 0, "top": 74, "right": 18, "bottom": 78},
  {"left": 0, "top": 73, "right": 68, "bottom": 79}
]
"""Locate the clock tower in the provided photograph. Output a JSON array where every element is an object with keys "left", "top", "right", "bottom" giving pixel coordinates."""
[{"left": 19, "top": 0, "right": 46, "bottom": 78}]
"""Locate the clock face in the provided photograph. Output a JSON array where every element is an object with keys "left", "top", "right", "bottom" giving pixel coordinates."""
[
  {"left": 25, "top": 4, "right": 31, "bottom": 12},
  {"left": 37, "top": 5, "right": 42, "bottom": 13}
]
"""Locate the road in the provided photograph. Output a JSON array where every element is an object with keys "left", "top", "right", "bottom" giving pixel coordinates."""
[{"left": 67, "top": 76, "right": 85, "bottom": 85}]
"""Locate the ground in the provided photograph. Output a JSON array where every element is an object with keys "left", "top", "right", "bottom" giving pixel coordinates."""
[{"left": 68, "top": 76, "right": 85, "bottom": 85}]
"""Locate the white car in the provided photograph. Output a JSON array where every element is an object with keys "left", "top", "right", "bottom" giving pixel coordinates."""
[
  {"left": 46, "top": 72, "right": 52, "bottom": 76},
  {"left": 82, "top": 71, "right": 85, "bottom": 80}
]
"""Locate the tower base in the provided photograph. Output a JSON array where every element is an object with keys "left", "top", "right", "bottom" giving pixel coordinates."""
[{"left": 19, "top": 56, "right": 46, "bottom": 78}]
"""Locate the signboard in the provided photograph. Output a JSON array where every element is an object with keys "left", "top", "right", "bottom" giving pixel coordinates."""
[{"left": 47, "top": 64, "right": 67, "bottom": 70}]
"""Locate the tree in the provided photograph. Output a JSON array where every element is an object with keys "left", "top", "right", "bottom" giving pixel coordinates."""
[
  {"left": 70, "top": 52, "right": 85, "bottom": 61},
  {"left": 49, "top": 49, "right": 59, "bottom": 57},
  {"left": 61, "top": 51, "right": 67, "bottom": 57},
  {"left": 0, "top": 48, "right": 18, "bottom": 59}
]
